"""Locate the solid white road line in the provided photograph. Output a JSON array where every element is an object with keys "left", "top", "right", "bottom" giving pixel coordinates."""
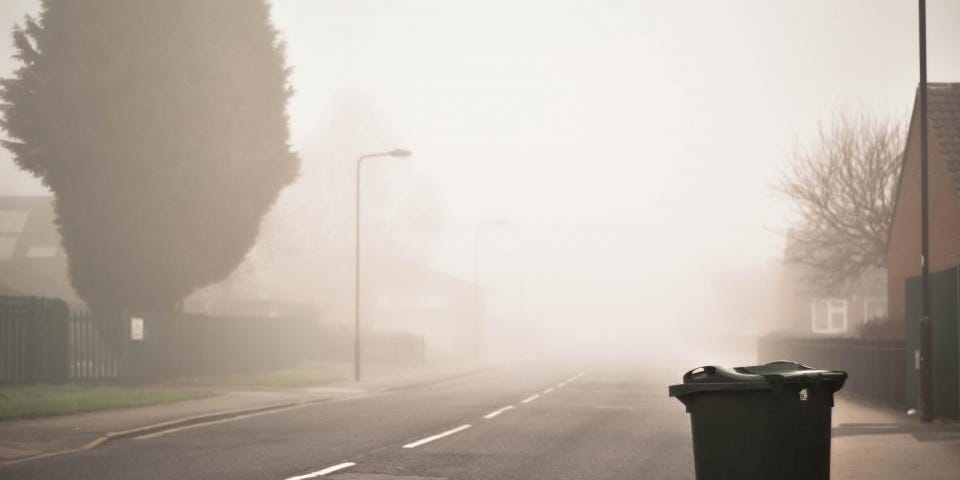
[
  {"left": 521, "top": 394, "right": 540, "bottom": 404},
  {"left": 556, "top": 381, "right": 567, "bottom": 388},
  {"left": 284, "top": 462, "right": 356, "bottom": 480},
  {"left": 483, "top": 405, "right": 515, "bottom": 419},
  {"left": 542, "top": 387, "right": 555, "bottom": 394},
  {"left": 402, "top": 424, "right": 472, "bottom": 449}
]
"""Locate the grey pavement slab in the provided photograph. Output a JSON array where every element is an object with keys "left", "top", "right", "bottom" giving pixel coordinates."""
[{"left": 831, "top": 396, "right": 960, "bottom": 480}]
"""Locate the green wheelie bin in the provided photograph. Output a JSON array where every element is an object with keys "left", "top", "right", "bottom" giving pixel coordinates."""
[{"left": 669, "top": 361, "right": 847, "bottom": 480}]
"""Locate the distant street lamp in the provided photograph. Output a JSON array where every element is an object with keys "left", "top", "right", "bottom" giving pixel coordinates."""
[
  {"left": 355, "top": 149, "right": 411, "bottom": 382},
  {"left": 473, "top": 218, "right": 510, "bottom": 360}
]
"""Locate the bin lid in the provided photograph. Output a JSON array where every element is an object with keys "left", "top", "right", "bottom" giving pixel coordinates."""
[{"left": 668, "top": 360, "right": 847, "bottom": 398}]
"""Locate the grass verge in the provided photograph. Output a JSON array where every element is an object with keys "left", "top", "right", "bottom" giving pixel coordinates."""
[
  {"left": 172, "top": 362, "right": 352, "bottom": 389},
  {"left": 0, "top": 384, "right": 213, "bottom": 421}
]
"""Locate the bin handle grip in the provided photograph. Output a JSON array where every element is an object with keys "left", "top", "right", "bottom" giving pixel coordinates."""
[{"left": 683, "top": 366, "right": 716, "bottom": 381}]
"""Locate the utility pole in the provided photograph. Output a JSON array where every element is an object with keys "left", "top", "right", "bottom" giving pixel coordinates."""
[
  {"left": 918, "top": 0, "right": 933, "bottom": 423},
  {"left": 355, "top": 149, "right": 411, "bottom": 382}
]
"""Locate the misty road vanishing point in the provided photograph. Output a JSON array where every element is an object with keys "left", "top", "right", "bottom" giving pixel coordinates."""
[
  {"left": 0, "top": 364, "right": 693, "bottom": 480},
  {"left": 5, "top": 1, "right": 960, "bottom": 479}
]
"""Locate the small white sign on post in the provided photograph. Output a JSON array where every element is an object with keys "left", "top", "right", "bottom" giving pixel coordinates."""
[{"left": 131, "top": 317, "right": 145, "bottom": 341}]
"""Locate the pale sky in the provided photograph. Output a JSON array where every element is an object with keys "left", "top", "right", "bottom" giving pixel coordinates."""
[{"left": 2, "top": 1, "right": 959, "bottom": 342}]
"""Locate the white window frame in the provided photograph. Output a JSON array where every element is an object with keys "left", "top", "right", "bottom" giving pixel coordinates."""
[
  {"left": 863, "top": 298, "right": 887, "bottom": 323},
  {"left": 811, "top": 298, "right": 847, "bottom": 334}
]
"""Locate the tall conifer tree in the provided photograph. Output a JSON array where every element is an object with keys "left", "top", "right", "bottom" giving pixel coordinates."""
[{"left": 0, "top": 1, "right": 299, "bottom": 312}]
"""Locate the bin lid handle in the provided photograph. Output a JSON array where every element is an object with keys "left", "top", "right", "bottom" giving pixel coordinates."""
[{"left": 683, "top": 365, "right": 716, "bottom": 381}]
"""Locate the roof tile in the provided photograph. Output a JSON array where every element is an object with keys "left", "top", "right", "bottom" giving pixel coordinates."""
[{"left": 928, "top": 84, "right": 960, "bottom": 196}]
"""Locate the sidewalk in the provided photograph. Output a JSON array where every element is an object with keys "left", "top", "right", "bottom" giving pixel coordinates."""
[
  {"left": 0, "top": 362, "right": 491, "bottom": 464},
  {"left": 832, "top": 395, "right": 960, "bottom": 479}
]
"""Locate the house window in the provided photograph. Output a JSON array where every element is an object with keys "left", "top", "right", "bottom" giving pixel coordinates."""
[
  {"left": 812, "top": 298, "right": 847, "bottom": 334},
  {"left": 864, "top": 298, "right": 887, "bottom": 323},
  {"left": 0, "top": 210, "right": 28, "bottom": 261}
]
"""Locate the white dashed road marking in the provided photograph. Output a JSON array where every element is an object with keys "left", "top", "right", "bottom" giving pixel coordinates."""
[
  {"left": 403, "top": 424, "right": 472, "bottom": 449},
  {"left": 592, "top": 405, "right": 635, "bottom": 411},
  {"left": 483, "top": 405, "right": 515, "bottom": 419},
  {"left": 279, "top": 372, "right": 583, "bottom": 478},
  {"left": 284, "top": 462, "right": 356, "bottom": 480}
]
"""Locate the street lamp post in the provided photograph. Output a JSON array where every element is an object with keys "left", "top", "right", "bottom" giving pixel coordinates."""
[
  {"left": 355, "top": 149, "right": 411, "bottom": 382},
  {"left": 917, "top": 0, "right": 933, "bottom": 422},
  {"left": 473, "top": 218, "right": 509, "bottom": 360}
]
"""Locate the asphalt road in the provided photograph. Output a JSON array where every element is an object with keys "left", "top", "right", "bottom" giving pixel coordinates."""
[{"left": 0, "top": 362, "right": 695, "bottom": 480}]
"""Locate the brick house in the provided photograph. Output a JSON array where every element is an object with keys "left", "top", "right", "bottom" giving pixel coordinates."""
[
  {"left": 886, "top": 83, "right": 960, "bottom": 417},
  {"left": 778, "top": 232, "right": 887, "bottom": 337},
  {"left": 364, "top": 252, "right": 481, "bottom": 361},
  {"left": 887, "top": 83, "right": 960, "bottom": 332}
]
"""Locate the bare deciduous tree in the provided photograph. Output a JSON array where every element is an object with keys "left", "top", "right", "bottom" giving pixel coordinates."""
[{"left": 779, "top": 112, "right": 905, "bottom": 293}]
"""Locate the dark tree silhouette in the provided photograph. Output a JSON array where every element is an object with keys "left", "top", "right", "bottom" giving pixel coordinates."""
[
  {"left": 0, "top": 1, "right": 299, "bottom": 313},
  {"left": 778, "top": 112, "right": 904, "bottom": 293}
]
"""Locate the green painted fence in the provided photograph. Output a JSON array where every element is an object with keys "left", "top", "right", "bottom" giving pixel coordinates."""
[
  {"left": 1, "top": 296, "right": 426, "bottom": 384},
  {"left": 905, "top": 267, "right": 960, "bottom": 419}
]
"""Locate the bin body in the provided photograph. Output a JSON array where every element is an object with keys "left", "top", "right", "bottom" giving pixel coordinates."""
[{"left": 669, "top": 361, "right": 846, "bottom": 480}]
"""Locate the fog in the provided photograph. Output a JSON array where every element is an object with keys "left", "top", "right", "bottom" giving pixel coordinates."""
[{"left": 2, "top": 0, "right": 960, "bottom": 369}]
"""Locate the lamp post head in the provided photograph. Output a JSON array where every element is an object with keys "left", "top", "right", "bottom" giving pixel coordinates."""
[{"left": 388, "top": 149, "right": 412, "bottom": 157}]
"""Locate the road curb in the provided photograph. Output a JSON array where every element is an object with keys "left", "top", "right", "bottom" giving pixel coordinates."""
[
  {"left": 0, "top": 364, "right": 497, "bottom": 468},
  {"left": 1, "top": 397, "right": 331, "bottom": 467},
  {"left": 377, "top": 366, "right": 492, "bottom": 393}
]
